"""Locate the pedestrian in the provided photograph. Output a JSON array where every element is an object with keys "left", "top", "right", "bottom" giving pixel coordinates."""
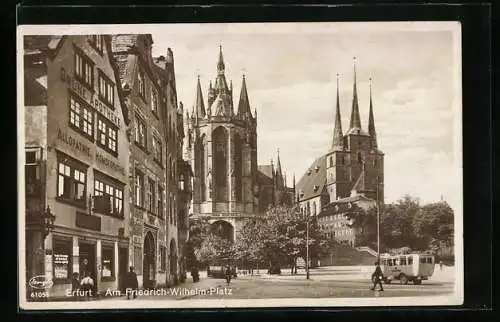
[
  {"left": 370, "top": 261, "right": 384, "bottom": 292},
  {"left": 439, "top": 261, "right": 444, "bottom": 271},
  {"left": 224, "top": 265, "right": 232, "bottom": 286},
  {"left": 125, "top": 266, "right": 138, "bottom": 300},
  {"left": 80, "top": 271, "right": 94, "bottom": 301},
  {"left": 71, "top": 272, "right": 80, "bottom": 300}
]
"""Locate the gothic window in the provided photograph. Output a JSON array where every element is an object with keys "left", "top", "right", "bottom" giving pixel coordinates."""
[
  {"left": 329, "top": 156, "right": 333, "bottom": 167},
  {"left": 234, "top": 134, "right": 243, "bottom": 202},
  {"left": 196, "top": 136, "right": 206, "bottom": 202},
  {"left": 213, "top": 127, "right": 228, "bottom": 202}
]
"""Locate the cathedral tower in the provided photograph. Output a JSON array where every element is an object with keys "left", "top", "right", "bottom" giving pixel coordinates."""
[
  {"left": 184, "top": 46, "right": 258, "bottom": 242},
  {"left": 326, "top": 58, "right": 384, "bottom": 203}
]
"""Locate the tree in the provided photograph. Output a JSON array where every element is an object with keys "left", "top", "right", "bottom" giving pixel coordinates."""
[{"left": 412, "top": 201, "right": 454, "bottom": 252}]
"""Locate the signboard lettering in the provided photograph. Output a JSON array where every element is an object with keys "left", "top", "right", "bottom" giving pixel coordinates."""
[
  {"left": 61, "top": 67, "right": 121, "bottom": 127},
  {"left": 57, "top": 129, "right": 91, "bottom": 157},
  {"left": 96, "top": 152, "right": 126, "bottom": 176}
]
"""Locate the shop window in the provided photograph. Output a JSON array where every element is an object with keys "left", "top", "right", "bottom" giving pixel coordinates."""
[
  {"left": 152, "top": 135, "right": 162, "bottom": 164},
  {"left": 97, "top": 116, "right": 118, "bottom": 156},
  {"left": 94, "top": 171, "right": 124, "bottom": 218},
  {"left": 57, "top": 154, "right": 87, "bottom": 208},
  {"left": 134, "top": 114, "right": 147, "bottom": 149},
  {"left": 89, "top": 35, "right": 105, "bottom": 54},
  {"left": 53, "top": 237, "right": 72, "bottom": 282},
  {"left": 134, "top": 170, "right": 144, "bottom": 207},
  {"left": 74, "top": 48, "right": 94, "bottom": 89},
  {"left": 148, "top": 179, "right": 155, "bottom": 214},
  {"left": 69, "top": 94, "right": 94, "bottom": 140},
  {"left": 98, "top": 70, "right": 115, "bottom": 108},
  {"left": 157, "top": 185, "right": 164, "bottom": 218},
  {"left": 101, "top": 245, "right": 114, "bottom": 280}
]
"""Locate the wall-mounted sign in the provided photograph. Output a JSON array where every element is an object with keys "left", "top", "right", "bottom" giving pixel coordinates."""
[
  {"left": 57, "top": 129, "right": 91, "bottom": 157},
  {"left": 96, "top": 152, "right": 125, "bottom": 176},
  {"left": 60, "top": 67, "right": 121, "bottom": 128}
]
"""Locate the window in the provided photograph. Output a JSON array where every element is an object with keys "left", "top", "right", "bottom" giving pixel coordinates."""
[
  {"left": 69, "top": 94, "right": 94, "bottom": 139},
  {"left": 134, "top": 170, "right": 144, "bottom": 207},
  {"left": 408, "top": 256, "right": 413, "bottom": 265},
  {"left": 97, "top": 116, "right": 118, "bottom": 155},
  {"left": 94, "top": 172, "right": 124, "bottom": 217},
  {"left": 138, "top": 67, "right": 146, "bottom": 98},
  {"left": 98, "top": 70, "right": 115, "bottom": 107},
  {"left": 329, "top": 156, "right": 333, "bottom": 167},
  {"left": 157, "top": 185, "right": 164, "bottom": 218},
  {"left": 148, "top": 179, "right": 155, "bottom": 213},
  {"left": 135, "top": 115, "right": 147, "bottom": 149},
  {"left": 152, "top": 136, "right": 162, "bottom": 163},
  {"left": 151, "top": 89, "right": 158, "bottom": 114},
  {"left": 339, "top": 155, "right": 344, "bottom": 165},
  {"left": 25, "top": 150, "right": 40, "bottom": 197},
  {"left": 400, "top": 257, "right": 407, "bottom": 265},
  {"left": 90, "top": 35, "right": 105, "bottom": 54},
  {"left": 53, "top": 237, "right": 72, "bottom": 281},
  {"left": 427, "top": 257, "right": 433, "bottom": 264},
  {"left": 74, "top": 49, "right": 94, "bottom": 89},
  {"left": 160, "top": 246, "right": 166, "bottom": 271},
  {"left": 101, "top": 245, "right": 114, "bottom": 280},
  {"left": 57, "top": 155, "right": 87, "bottom": 208}
]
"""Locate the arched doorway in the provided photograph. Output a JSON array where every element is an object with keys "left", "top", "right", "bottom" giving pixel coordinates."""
[
  {"left": 143, "top": 231, "right": 155, "bottom": 289},
  {"left": 210, "top": 220, "right": 234, "bottom": 243},
  {"left": 169, "top": 239, "right": 178, "bottom": 285}
]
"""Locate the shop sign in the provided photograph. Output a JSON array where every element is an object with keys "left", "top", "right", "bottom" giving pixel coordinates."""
[
  {"left": 60, "top": 67, "right": 121, "bottom": 127},
  {"left": 57, "top": 129, "right": 91, "bottom": 157},
  {"left": 96, "top": 152, "right": 125, "bottom": 176}
]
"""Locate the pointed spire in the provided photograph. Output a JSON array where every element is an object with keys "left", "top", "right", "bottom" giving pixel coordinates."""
[
  {"left": 349, "top": 57, "right": 362, "bottom": 133},
  {"left": 237, "top": 74, "right": 252, "bottom": 119},
  {"left": 331, "top": 73, "right": 344, "bottom": 151},
  {"left": 276, "top": 148, "right": 283, "bottom": 179},
  {"left": 293, "top": 173, "right": 296, "bottom": 192},
  {"left": 193, "top": 75, "right": 206, "bottom": 119},
  {"left": 217, "top": 44, "right": 225, "bottom": 74},
  {"left": 368, "top": 77, "right": 378, "bottom": 149}
]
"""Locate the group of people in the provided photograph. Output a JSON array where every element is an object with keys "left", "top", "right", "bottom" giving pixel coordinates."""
[{"left": 71, "top": 271, "right": 96, "bottom": 300}]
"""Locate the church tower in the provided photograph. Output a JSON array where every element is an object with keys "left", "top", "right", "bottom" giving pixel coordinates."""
[
  {"left": 184, "top": 46, "right": 258, "bottom": 242},
  {"left": 326, "top": 58, "right": 384, "bottom": 203}
]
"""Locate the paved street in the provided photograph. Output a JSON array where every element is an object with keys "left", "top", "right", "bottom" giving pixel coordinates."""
[{"left": 103, "top": 265, "right": 454, "bottom": 300}]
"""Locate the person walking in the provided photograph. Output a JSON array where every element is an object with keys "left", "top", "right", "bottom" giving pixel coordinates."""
[
  {"left": 370, "top": 261, "right": 384, "bottom": 292},
  {"left": 125, "top": 266, "right": 139, "bottom": 300},
  {"left": 224, "top": 265, "right": 232, "bottom": 286}
]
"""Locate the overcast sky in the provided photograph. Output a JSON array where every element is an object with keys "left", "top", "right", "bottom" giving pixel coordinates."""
[
  {"left": 148, "top": 22, "right": 461, "bottom": 210},
  {"left": 19, "top": 22, "right": 462, "bottom": 211}
]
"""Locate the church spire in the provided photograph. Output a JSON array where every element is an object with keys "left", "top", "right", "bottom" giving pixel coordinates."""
[
  {"left": 192, "top": 75, "right": 206, "bottom": 119},
  {"left": 368, "top": 77, "right": 378, "bottom": 149},
  {"left": 349, "top": 57, "right": 362, "bottom": 133},
  {"left": 237, "top": 74, "right": 252, "bottom": 119},
  {"left": 217, "top": 44, "right": 225, "bottom": 75},
  {"left": 331, "top": 73, "right": 344, "bottom": 151}
]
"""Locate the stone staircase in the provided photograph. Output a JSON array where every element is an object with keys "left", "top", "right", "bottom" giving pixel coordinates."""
[{"left": 318, "top": 244, "right": 377, "bottom": 266}]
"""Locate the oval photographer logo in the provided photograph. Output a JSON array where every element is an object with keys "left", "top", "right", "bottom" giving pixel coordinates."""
[{"left": 28, "top": 275, "right": 53, "bottom": 290}]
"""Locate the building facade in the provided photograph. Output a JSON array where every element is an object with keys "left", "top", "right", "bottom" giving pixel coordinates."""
[
  {"left": 296, "top": 61, "right": 384, "bottom": 246},
  {"left": 184, "top": 46, "right": 259, "bottom": 242},
  {"left": 24, "top": 35, "right": 131, "bottom": 298}
]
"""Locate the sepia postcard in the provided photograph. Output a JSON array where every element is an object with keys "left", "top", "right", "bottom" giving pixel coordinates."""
[{"left": 17, "top": 22, "right": 463, "bottom": 310}]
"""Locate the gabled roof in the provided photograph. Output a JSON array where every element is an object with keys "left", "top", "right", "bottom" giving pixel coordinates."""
[
  {"left": 296, "top": 155, "right": 327, "bottom": 201},
  {"left": 319, "top": 194, "right": 376, "bottom": 216},
  {"left": 258, "top": 165, "right": 273, "bottom": 179}
]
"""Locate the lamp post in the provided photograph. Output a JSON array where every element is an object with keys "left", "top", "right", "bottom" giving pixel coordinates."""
[
  {"left": 306, "top": 219, "right": 310, "bottom": 280},
  {"left": 376, "top": 176, "right": 380, "bottom": 262}
]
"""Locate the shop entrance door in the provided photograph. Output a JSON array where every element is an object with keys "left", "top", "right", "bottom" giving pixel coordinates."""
[
  {"left": 143, "top": 232, "right": 155, "bottom": 289},
  {"left": 118, "top": 247, "right": 128, "bottom": 291},
  {"left": 79, "top": 242, "right": 97, "bottom": 295}
]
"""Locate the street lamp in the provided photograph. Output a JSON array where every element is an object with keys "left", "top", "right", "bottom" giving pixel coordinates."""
[
  {"left": 41, "top": 205, "right": 56, "bottom": 239},
  {"left": 376, "top": 176, "right": 381, "bottom": 262},
  {"left": 306, "top": 219, "right": 310, "bottom": 280}
]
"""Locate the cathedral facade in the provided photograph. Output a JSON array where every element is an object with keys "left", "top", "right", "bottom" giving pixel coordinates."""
[{"left": 183, "top": 46, "right": 259, "bottom": 242}]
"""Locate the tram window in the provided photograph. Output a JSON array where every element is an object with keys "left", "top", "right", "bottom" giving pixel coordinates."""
[
  {"left": 400, "top": 257, "right": 407, "bottom": 265},
  {"left": 408, "top": 256, "right": 413, "bottom": 265},
  {"left": 426, "top": 257, "right": 433, "bottom": 264},
  {"left": 420, "top": 257, "right": 426, "bottom": 263}
]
